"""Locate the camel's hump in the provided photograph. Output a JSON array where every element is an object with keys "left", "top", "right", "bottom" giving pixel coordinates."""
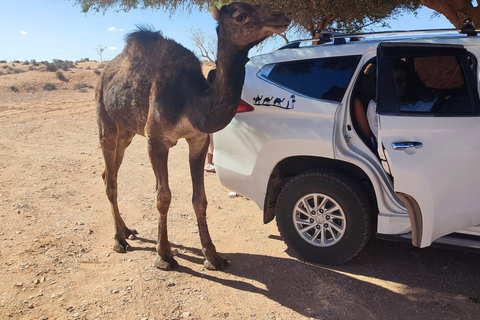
[{"left": 126, "top": 26, "right": 164, "bottom": 46}]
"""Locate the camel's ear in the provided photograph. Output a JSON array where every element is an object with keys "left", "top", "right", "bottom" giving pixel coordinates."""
[{"left": 211, "top": 6, "right": 220, "bottom": 21}]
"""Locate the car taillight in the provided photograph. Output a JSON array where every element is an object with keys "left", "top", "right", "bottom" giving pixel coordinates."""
[{"left": 237, "top": 99, "right": 255, "bottom": 113}]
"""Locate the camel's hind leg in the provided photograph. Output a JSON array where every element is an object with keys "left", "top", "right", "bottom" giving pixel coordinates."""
[
  {"left": 98, "top": 109, "right": 137, "bottom": 253},
  {"left": 187, "top": 134, "right": 229, "bottom": 270},
  {"left": 147, "top": 136, "right": 178, "bottom": 270}
]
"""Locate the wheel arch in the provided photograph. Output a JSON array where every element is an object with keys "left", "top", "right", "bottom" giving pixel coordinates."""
[{"left": 263, "top": 156, "right": 377, "bottom": 224}]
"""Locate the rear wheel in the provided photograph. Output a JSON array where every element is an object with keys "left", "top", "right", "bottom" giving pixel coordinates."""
[{"left": 276, "top": 170, "right": 372, "bottom": 265}]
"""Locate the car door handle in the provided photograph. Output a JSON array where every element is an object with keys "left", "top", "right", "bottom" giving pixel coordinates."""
[{"left": 391, "top": 141, "right": 423, "bottom": 150}]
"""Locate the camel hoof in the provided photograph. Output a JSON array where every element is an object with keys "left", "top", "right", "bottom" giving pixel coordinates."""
[
  {"left": 113, "top": 239, "right": 131, "bottom": 253},
  {"left": 154, "top": 255, "right": 179, "bottom": 271},
  {"left": 204, "top": 256, "right": 230, "bottom": 270}
]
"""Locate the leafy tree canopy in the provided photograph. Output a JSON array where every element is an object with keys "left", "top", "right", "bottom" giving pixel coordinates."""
[{"left": 76, "top": 1, "right": 480, "bottom": 36}]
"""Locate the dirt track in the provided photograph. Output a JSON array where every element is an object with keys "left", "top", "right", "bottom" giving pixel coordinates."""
[{"left": 1, "top": 62, "right": 480, "bottom": 320}]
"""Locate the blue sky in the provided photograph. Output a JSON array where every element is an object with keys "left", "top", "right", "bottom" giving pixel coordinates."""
[{"left": 0, "top": 0, "right": 454, "bottom": 62}]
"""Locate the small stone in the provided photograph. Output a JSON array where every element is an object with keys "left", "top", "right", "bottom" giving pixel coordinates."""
[
  {"left": 181, "top": 312, "right": 191, "bottom": 318},
  {"left": 112, "top": 289, "right": 119, "bottom": 294},
  {"left": 72, "top": 312, "right": 80, "bottom": 318},
  {"left": 34, "top": 279, "right": 40, "bottom": 285},
  {"left": 28, "top": 304, "right": 34, "bottom": 309},
  {"left": 166, "top": 280, "right": 175, "bottom": 287},
  {"left": 14, "top": 282, "right": 23, "bottom": 287},
  {"left": 106, "top": 252, "right": 111, "bottom": 257}
]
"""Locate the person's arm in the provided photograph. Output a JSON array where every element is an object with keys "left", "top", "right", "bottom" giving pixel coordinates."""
[{"left": 353, "top": 98, "right": 374, "bottom": 141}]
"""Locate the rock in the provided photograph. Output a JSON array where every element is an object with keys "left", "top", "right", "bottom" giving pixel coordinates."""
[
  {"left": 181, "top": 312, "right": 191, "bottom": 318},
  {"left": 14, "top": 282, "right": 23, "bottom": 287},
  {"left": 112, "top": 289, "right": 119, "bottom": 294}
]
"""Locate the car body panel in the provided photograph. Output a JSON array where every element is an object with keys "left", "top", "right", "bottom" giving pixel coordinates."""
[{"left": 214, "top": 33, "right": 480, "bottom": 251}]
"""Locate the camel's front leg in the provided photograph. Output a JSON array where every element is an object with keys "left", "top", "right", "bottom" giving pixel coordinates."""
[
  {"left": 147, "top": 136, "right": 179, "bottom": 270},
  {"left": 187, "top": 135, "right": 229, "bottom": 270}
]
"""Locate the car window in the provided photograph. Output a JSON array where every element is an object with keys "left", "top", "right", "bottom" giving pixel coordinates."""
[
  {"left": 263, "top": 55, "right": 361, "bottom": 102},
  {"left": 391, "top": 55, "right": 475, "bottom": 114}
]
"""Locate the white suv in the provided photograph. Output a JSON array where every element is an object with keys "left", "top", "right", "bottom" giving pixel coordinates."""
[{"left": 214, "top": 27, "right": 480, "bottom": 265}]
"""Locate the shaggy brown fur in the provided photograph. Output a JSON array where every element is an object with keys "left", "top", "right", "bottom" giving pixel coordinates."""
[{"left": 96, "top": 2, "right": 290, "bottom": 270}]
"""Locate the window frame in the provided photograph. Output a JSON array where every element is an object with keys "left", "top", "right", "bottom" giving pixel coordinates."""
[
  {"left": 376, "top": 42, "right": 480, "bottom": 116},
  {"left": 257, "top": 55, "right": 362, "bottom": 103}
]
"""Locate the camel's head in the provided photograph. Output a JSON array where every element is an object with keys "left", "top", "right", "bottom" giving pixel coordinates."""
[{"left": 212, "top": 2, "right": 291, "bottom": 49}]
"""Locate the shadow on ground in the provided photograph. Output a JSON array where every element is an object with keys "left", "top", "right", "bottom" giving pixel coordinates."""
[{"left": 166, "top": 238, "right": 480, "bottom": 319}]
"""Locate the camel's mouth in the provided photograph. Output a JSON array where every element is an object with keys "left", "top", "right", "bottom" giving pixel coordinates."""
[{"left": 264, "top": 13, "right": 291, "bottom": 34}]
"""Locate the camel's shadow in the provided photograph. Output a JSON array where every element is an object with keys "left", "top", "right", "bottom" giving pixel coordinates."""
[{"left": 164, "top": 238, "right": 480, "bottom": 319}]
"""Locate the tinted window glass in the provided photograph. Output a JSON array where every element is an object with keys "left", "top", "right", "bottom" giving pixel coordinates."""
[
  {"left": 267, "top": 55, "right": 361, "bottom": 102},
  {"left": 391, "top": 55, "right": 475, "bottom": 114}
]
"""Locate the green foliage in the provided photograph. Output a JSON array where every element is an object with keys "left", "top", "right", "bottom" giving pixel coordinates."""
[
  {"left": 76, "top": 0, "right": 421, "bottom": 37},
  {"left": 95, "top": 45, "right": 107, "bottom": 62},
  {"left": 94, "top": 68, "right": 101, "bottom": 75},
  {"left": 43, "top": 83, "right": 57, "bottom": 91}
]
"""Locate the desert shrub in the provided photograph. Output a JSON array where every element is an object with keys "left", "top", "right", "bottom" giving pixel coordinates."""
[
  {"left": 13, "top": 60, "right": 20, "bottom": 64},
  {"left": 10, "top": 86, "right": 19, "bottom": 92},
  {"left": 74, "top": 82, "right": 88, "bottom": 90},
  {"left": 53, "top": 59, "right": 75, "bottom": 71},
  {"left": 0, "top": 60, "right": 6, "bottom": 63},
  {"left": 29, "top": 66, "right": 35, "bottom": 71},
  {"left": 44, "top": 59, "right": 76, "bottom": 72},
  {"left": 56, "top": 71, "right": 68, "bottom": 82},
  {"left": 30, "top": 59, "right": 39, "bottom": 66},
  {"left": 2, "top": 65, "right": 7, "bottom": 69},
  {"left": 98, "top": 63, "right": 105, "bottom": 69},
  {"left": 26, "top": 87, "right": 36, "bottom": 92},
  {"left": 76, "top": 58, "right": 90, "bottom": 63},
  {"left": 23, "top": 60, "right": 30, "bottom": 65},
  {"left": 44, "top": 62, "right": 58, "bottom": 72},
  {"left": 8, "top": 66, "right": 24, "bottom": 74},
  {"left": 86, "top": 66, "right": 91, "bottom": 70},
  {"left": 43, "top": 83, "right": 57, "bottom": 91},
  {"left": 78, "top": 88, "right": 88, "bottom": 92},
  {"left": 94, "top": 68, "right": 101, "bottom": 75}
]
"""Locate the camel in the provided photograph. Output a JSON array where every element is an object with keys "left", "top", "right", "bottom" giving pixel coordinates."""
[
  {"left": 96, "top": 3, "right": 290, "bottom": 271},
  {"left": 253, "top": 95, "right": 263, "bottom": 105},
  {"left": 273, "top": 97, "right": 285, "bottom": 106},
  {"left": 262, "top": 96, "right": 274, "bottom": 105}
]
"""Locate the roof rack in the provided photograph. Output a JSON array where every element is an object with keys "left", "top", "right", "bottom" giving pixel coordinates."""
[{"left": 279, "top": 26, "right": 480, "bottom": 50}]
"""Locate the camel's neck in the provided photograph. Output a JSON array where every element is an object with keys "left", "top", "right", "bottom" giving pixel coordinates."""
[{"left": 192, "top": 40, "right": 250, "bottom": 133}]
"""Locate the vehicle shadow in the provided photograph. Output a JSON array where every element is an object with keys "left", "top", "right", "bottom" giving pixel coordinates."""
[{"left": 171, "top": 238, "right": 480, "bottom": 319}]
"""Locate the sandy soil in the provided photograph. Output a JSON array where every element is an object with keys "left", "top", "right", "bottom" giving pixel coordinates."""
[{"left": 1, "top": 61, "right": 480, "bottom": 320}]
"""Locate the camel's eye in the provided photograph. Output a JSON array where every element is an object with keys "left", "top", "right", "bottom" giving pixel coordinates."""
[{"left": 235, "top": 15, "right": 245, "bottom": 22}]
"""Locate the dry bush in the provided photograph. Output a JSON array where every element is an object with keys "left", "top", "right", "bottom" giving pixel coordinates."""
[
  {"left": 56, "top": 71, "right": 69, "bottom": 82},
  {"left": 43, "top": 83, "right": 57, "bottom": 91}
]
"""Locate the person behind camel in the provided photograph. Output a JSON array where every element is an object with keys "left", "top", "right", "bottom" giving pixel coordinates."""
[{"left": 205, "top": 68, "right": 217, "bottom": 173}]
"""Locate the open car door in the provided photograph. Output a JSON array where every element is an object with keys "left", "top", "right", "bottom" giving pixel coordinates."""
[{"left": 376, "top": 42, "right": 480, "bottom": 247}]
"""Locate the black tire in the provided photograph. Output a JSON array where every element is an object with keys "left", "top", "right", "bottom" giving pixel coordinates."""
[{"left": 275, "top": 169, "right": 372, "bottom": 265}]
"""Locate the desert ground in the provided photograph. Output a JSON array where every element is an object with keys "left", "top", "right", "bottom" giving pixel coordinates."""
[{"left": 1, "top": 61, "right": 480, "bottom": 320}]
